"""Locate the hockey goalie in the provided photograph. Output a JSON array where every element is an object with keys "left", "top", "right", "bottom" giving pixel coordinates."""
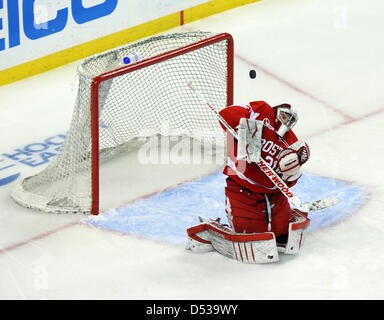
[{"left": 186, "top": 101, "right": 311, "bottom": 264}]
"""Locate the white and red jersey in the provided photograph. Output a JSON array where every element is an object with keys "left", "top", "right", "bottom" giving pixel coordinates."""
[{"left": 219, "top": 100, "right": 300, "bottom": 194}]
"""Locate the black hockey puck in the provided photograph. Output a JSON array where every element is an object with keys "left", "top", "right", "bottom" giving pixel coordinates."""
[{"left": 249, "top": 69, "right": 256, "bottom": 79}]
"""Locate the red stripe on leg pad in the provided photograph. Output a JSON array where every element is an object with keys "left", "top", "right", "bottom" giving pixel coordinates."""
[
  {"left": 189, "top": 234, "right": 211, "bottom": 244},
  {"left": 187, "top": 223, "right": 208, "bottom": 236},
  {"left": 206, "top": 221, "right": 275, "bottom": 241},
  {"left": 291, "top": 219, "right": 310, "bottom": 231},
  {"left": 186, "top": 223, "right": 211, "bottom": 244}
]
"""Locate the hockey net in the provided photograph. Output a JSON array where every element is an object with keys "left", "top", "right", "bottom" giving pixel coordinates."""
[{"left": 11, "top": 32, "right": 234, "bottom": 215}]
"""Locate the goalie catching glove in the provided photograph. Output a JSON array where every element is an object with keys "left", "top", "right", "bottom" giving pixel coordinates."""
[{"left": 276, "top": 140, "right": 310, "bottom": 182}]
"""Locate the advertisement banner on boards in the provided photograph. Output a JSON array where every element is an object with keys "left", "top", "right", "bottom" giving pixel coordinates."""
[{"left": 0, "top": 0, "right": 209, "bottom": 71}]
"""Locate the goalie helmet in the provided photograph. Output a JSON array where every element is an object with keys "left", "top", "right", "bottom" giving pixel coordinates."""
[{"left": 273, "top": 104, "right": 299, "bottom": 137}]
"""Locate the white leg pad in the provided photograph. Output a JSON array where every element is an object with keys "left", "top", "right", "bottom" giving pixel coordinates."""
[
  {"left": 186, "top": 223, "right": 214, "bottom": 253},
  {"left": 278, "top": 210, "right": 310, "bottom": 255},
  {"left": 186, "top": 219, "right": 279, "bottom": 264}
]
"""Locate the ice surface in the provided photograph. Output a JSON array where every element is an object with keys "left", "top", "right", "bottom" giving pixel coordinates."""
[
  {"left": 87, "top": 172, "right": 366, "bottom": 245},
  {"left": 0, "top": 0, "right": 384, "bottom": 300}
]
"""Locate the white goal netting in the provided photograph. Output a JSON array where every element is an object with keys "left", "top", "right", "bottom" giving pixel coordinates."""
[{"left": 11, "top": 31, "right": 233, "bottom": 214}]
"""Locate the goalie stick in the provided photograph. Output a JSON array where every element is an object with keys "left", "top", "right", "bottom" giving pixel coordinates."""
[{"left": 187, "top": 82, "right": 338, "bottom": 212}]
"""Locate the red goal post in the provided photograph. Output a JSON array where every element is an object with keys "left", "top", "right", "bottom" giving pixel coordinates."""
[
  {"left": 90, "top": 33, "right": 234, "bottom": 214},
  {"left": 11, "top": 32, "right": 234, "bottom": 215}
]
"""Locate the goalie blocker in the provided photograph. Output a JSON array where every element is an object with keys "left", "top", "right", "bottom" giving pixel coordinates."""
[{"left": 186, "top": 211, "right": 310, "bottom": 264}]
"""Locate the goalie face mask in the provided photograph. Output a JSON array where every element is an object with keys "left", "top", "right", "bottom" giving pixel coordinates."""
[{"left": 274, "top": 104, "right": 298, "bottom": 137}]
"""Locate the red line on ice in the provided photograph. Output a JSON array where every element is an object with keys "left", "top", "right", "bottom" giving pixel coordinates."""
[
  {"left": 0, "top": 221, "right": 78, "bottom": 254},
  {"left": 0, "top": 171, "right": 219, "bottom": 255},
  {"left": 304, "top": 107, "right": 384, "bottom": 139},
  {"left": 236, "top": 54, "right": 355, "bottom": 121}
]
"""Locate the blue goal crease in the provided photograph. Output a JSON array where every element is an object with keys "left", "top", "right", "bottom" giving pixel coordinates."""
[{"left": 86, "top": 172, "right": 367, "bottom": 246}]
